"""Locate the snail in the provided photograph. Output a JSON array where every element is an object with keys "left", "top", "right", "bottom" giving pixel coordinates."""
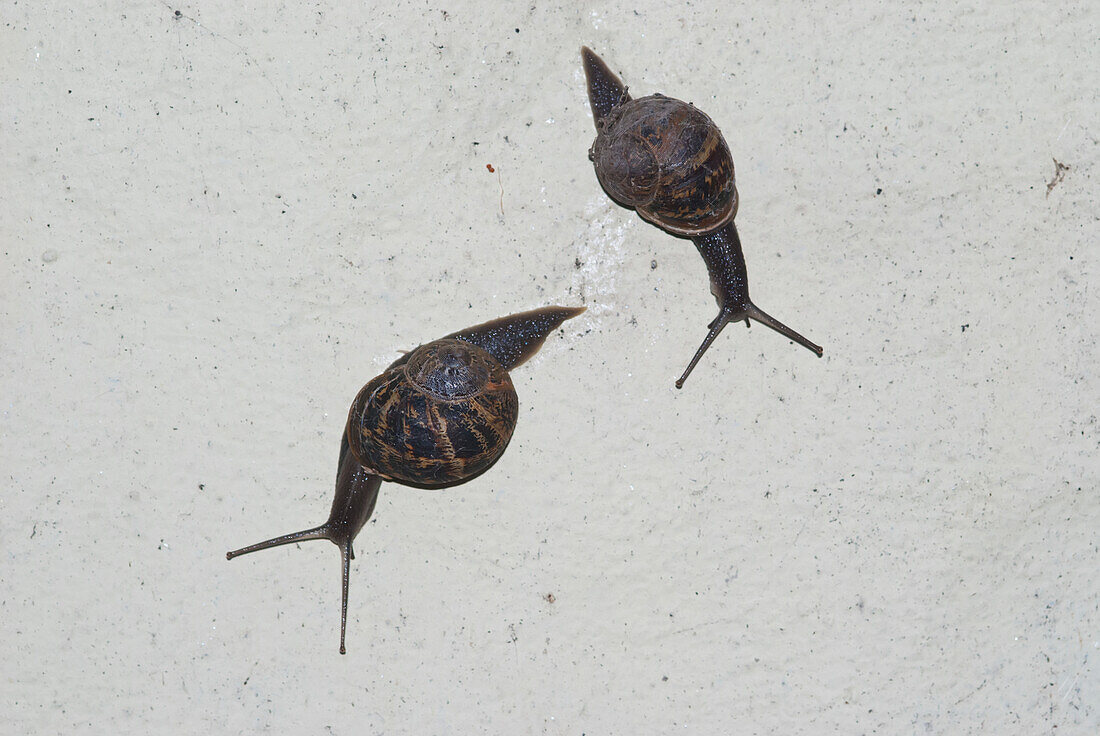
[
  {"left": 227, "top": 305, "right": 585, "bottom": 654},
  {"left": 581, "top": 47, "right": 822, "bottom": 388}
]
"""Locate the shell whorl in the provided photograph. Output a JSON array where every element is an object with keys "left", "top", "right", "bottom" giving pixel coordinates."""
[
  {"left": 347, "top": 339, "right": 519, "bottom": 487},
  {"left": 590, "top": 94, "right": 738, "bottom": 237},
  {"left": 405, "top": 340, "right": 493, "bottom": 399}
]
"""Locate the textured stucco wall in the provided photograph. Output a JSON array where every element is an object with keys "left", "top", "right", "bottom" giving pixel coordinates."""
[{"left": 3, "top": 1, "right": 1096, "bottom": 733}]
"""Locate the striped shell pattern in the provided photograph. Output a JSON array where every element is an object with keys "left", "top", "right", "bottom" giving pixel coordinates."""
[
  {"left": 346, "top": 339, "right": 519, "bottom": 487},
  {"left": 589, "top": 94, "right": 738, "bottom": 237}
]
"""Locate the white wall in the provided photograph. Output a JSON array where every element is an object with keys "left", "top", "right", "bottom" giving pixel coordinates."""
[{"left": 2, "top": 1, "right": 1096, "bottom": 732}]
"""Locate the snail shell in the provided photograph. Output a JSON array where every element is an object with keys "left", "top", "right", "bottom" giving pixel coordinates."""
[
  {"left": 590, "top": 94, "right": 738, "bottom": 237},
  {"left": 347, "top": 339, "right": 518, "bottom": 487}
]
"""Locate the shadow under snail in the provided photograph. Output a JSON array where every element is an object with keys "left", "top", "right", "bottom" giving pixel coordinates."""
[
  {"left": 581, "top": 47, "right": 823, "bottom": 388},
  {"left": 227, "top": 305, "right": 584, "bottom": 654}
]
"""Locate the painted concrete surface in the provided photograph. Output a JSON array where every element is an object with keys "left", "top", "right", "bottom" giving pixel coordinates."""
[{"left": 3, "top": 1, "right": 1096, "bottom": 733}]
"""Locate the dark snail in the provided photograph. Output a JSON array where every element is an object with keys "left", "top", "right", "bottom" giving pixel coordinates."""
[
  {"left": 227, "top": 305, "right": 584, "bottom": 654},
  {"left": 581, "top": 47, "right": 822, "bottom": 388}
]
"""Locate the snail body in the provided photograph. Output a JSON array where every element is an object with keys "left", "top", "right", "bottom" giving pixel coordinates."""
[
  {"left": 227, "top": 305, "right": 584, "bottom": 654},
  {"left": 581, "top": 47, "right": 822, "bottom": 388}
]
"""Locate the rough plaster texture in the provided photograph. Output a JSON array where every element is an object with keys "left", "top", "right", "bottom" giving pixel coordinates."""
[{"left": 2, "top": 1, "right": 1097, "bottom": 733}]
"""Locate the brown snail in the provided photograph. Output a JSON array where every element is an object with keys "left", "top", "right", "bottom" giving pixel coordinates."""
[
  {"left": 581, "top": 47, "right": 822, "bottom": 388},
  {"left": 227, "top": 305, "right": 584, "bottom": 654}
]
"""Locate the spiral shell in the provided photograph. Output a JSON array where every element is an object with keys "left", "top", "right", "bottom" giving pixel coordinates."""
[
  {"left": 346, "top": 339, "right": 518, "bottom": 487},
  {"left": 589, "top": 94, "right": 738, "bottom": 237}
]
